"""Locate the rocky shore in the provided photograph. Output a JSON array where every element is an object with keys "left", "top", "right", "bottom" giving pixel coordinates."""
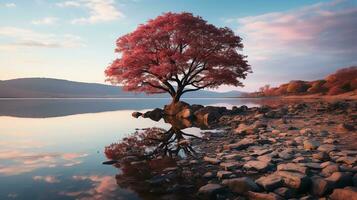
[{"left": 115, "top": 100, "right": 357, "bottom": 200}]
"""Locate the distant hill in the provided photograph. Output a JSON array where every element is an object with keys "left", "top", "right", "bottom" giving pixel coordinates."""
[
  {"left": 0, "top": 78, "right": 244, "bottom": 98},
  {"left": 248, "top": 66, "right": 357, "bottom": 97}
]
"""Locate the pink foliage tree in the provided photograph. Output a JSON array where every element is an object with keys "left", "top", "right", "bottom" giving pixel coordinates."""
[{"left": 105, "top": 12, "right": 250, "bottom": 104}]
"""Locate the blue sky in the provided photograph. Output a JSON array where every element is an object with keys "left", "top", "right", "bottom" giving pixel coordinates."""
[{"left": 0, "top": 0, "right": 356, "bottom": 92}]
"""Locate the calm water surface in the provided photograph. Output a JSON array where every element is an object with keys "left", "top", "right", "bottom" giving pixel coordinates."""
[{"left": 0, "top": 98, "right": 286, "bottom": 200}]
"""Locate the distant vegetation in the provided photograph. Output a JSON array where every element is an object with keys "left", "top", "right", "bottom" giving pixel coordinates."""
[{"left": 249, "top": 66, "right": 357, "bottom": 97}]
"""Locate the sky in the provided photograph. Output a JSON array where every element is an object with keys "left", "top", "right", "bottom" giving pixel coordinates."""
[{"left": 0, "top": 0, "right": 356, "bottom": 92}]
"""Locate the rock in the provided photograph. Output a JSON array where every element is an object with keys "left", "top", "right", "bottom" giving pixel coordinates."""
[
  {"left": 223, "top": 138, "right": 255, "bottom": 150},
  {"left": 258, "top": 155, "right": 273, "bottom": 163},
  {"left": 247, "top": 191, "right": 284, "bottom": 200},
  {"left": 276, "top": 171, "right": 310, "bottom": 190},
  {"left": 300, "top": 128, "right": 313, "bottom": 135},
  {"left": 252, "top": 149, "right": 272, "bottom": 156},
  {"left": 318, "top": 144, "right": 337, "bottom": 153},
  {"left": 217, "top": 170, "right": 233, "bottom": 179},
  {"left": 324, "top": 138, "right": 338, "bottom": 144},
  {"left": 304, "top": 139, "right": 320, "bottom": 150},
  {"left": 131, "top": 111, "right": 142, "bottom": 118},
  {"left": 326, "top": 172, "right": 353, "bottom": 188},
  {"left": 301, "top": 162, "right": 322, "bottom": 170},
  {"left": 143, "top": 108, "right": 163, "bottom": 121},
  {"left": 203, "top": 172, "right": 214, "bottom": 179},
  {"left": 311, "top": 176, "right": 330, "bottom": 197},
  {"left": 194, "top": 106, "right": 226, "bottom": 124},
  {"left": 313, "top": 152, "right": 330, "bottom": 161},
  {"left": 222, "top": 153, "right": 240, "bottom": 160},
  {"left": 354, "top": 174, "right": 357, "bottom": 186},
  {"left": 243, "top": 160, "right": 270, "bottom": 172},
  {"left": 277, "top": 163, "right": 308, "bottom": 174},
  {"left": 321, "top": 164, "right": 340, "bottom": 177},
  {"left": 102, "top": 160, "right": 118, "bottom": 165},
  {"left": 222, "top": 177, "right": 259, "bottom": 194},
  {"left": 274, "top": 187, "right": 295, "bottom": 199},
  {"left": 320, "top": 161, "right": 335, "bottom": 168},
  {"left": 197, "top": 183, "right": 225, "bottom": 197},
  {"left": 203, "top": 156, "right": 221, "bottom": 164},
  {"left": 319, "top": 130, "right": 329, "bottom": 137},
  {"left": 278, "top": 149, "right": 294, "bottom": 160},
  {"left": 164, "top": 101, "right": 190, "bottom": 116},
  {"left": 329, "top": 187, "right": 357, "bottom": 200},
  {"left": 337, "top": 123, "right": 355, "bottom": 132},
  {"left": 220, "top": 162, "right": 239, "bottom": 171},
  {"left": 234, "top": 123, "right": 254, "bottom": 135},
  {"left": 176, "top": 108, "right": 193, "bottom": 119},
  {"left": 256, "top": 174, "right": 284, "bottom": 191},
  {"left": 336, "top": 156, "right": 357, "bottom": 165}
]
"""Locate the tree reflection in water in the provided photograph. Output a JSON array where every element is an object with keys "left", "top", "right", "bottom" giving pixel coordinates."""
[{"left": 104, "top": 117, "right": 212, "bottom": 199}]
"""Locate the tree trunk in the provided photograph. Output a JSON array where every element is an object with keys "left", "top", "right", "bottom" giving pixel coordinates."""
[{"left": 171, "top": 92, "right": 182, "bottom": 104}]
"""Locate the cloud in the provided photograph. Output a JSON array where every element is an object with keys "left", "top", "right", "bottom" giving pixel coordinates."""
[
  {"left": 5, "top": 3, "right": 16, "bottom": 8},
  {"left": 75, "top": 0, "right": 124, "bottom": 24},
  {"left": 229, "top": 0, "right": 357, "bottom": 90},
  {"left": 57, "top": 0, "right": 124, "bottom": 24},
  {"left": 0, "top": 150, "right": 88, "bottom": 176},
  {"left": 0, "top": 27, "right": 85, "bottom": 49},
  {"left": 56, "top": 1, "right": 81, "bottom": 7},
  {"left": 33, "top": 175, "right": 60, "bottom": 183},
  {"left": 60, "top": 175, "right": 118, "bottom": 200},
  {"left": 32, "top": 17, "right": 58, "bottom": 25}
]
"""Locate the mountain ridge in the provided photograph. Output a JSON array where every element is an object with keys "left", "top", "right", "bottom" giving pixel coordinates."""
[{"left": 0, "top": 78, "right": 244, "bottom": 98}]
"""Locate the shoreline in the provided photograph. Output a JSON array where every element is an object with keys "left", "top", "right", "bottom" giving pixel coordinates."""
[{"left": 109, "top": 100, "right": 357, "bottom": 199}]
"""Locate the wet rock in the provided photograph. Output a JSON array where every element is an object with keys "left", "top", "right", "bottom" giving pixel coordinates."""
[
  {"left": 276, "top": 171, "right": 310, "bottom": 190},
  {"left": 303, "top": 140, "right": 320, "bottom": 150},
  {"left": 318, "top": 144, "right": 337, "bottom": 153},
  {"left": 277, "top": 163, "right": 308, "bottom": 174},
  {"left": 131, "top": 111, "right": 142, "bottom": 118},
  {"left": 326, "top": 172, "right": 353, "bottom": 188},
  {"left": 243, "top": 160, "right": 270, "bottom": 172},
  {"left": 256, "top": 174, "right": 284, "bottom": 191},
  {"left": 102, "top": 160, "right": 118, "bottom": 165},
  {"left": 274, "top": 187, "right": 296, "bottom": 199},
  {"left": 247, "top": 191, "right": 284, "bottom": 200},
  {"left": 197, "top": 183, "right": 225, "bottom": 197},
  {"left": 222, "top": 177, "right": 259, "bottom": 194},
  {"left": 311, "top": 176, "right": 330, "bottom": 197},
  {"left": 217, "top": 170, "right": 233, "bottom": 179},
  {"left": 164, "top": 101, "right": 190, "bottom": 116},
  {"left": 143, "top": 108, "right": 163, "bottom": 121},
  {"left": 176, "top": 108, "right": 193, "bottom": 119},
  {"left": 329, "top": 187, "right": 357, "bottom": 200},
  {"left": 204, "top": 156, "right": 221, "bottom": 164}
]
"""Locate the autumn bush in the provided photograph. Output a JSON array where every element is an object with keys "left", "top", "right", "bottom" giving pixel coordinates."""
[{"left": 250, "top": 66, "right": 356, "bottom": 97}]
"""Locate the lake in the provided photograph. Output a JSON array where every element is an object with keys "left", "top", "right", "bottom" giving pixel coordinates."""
[{"left": 0, "top": 98, "right": 288, "bottom": 200}]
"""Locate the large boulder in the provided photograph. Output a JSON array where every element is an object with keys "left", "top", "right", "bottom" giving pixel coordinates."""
[
  {"left": 243, "top": 160, "right": 271, "bottom": 172},
  {"left": 310, "top": 176, "right": 330, "bottom": 197},
  {"left": 164, "top": 101, "right": 190, "bottom": 116},
  {"left": 194, "top": 106, "right": 227, "bottom": 125},
  {"left": 326, "top": 172, "right": 353, "bottom": 188},
  {"left": 142, "top": 108, "right": 163, "bottom": 121}
]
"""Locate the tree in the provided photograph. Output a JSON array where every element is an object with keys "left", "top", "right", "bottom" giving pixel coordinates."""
[{"left": 105, "top": 12, "right": 250, "bottom": 104}]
